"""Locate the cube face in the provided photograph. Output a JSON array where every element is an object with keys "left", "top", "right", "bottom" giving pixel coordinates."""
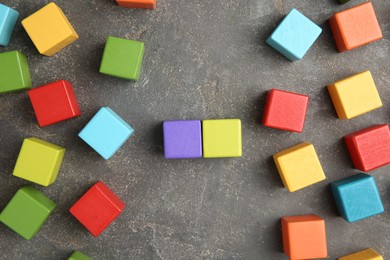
[
  {"left": 329, "top": 2, "right": 382, "bottom": 52},
  {"left": 79, "top": 107, "right": 134, "bottom": 160},
  {"left": 262, "top": 89, "right": 309, "bottom": 132},
  {"left": 99, "top": 36, "right": 144, "bottom": 80},
  {"left": 0, "top": 186, "right": 56, "bottom": 240},
  {"left": 273, "top": 142, "right": 326, "bottom": 192},
  {"left": 345, "top": 125, "right": 390, "bottom": 172},
  {"left": 21, "top": 3, "right": 78, "bottom": 56},
  {"left": 281, "top": 215, "right": 327, "bottom": 259},
  {"left": 28, "top": 80, "right": 81, "bottom": 127},
  {"left": 116, "top": 0, "right": 156, "bottom": 9},
  {"left": 339, "top": 248, "right": 383, "bottom": 260},
  {"left": 202, "top": 119, "right": 242, "bottom": 158},
  {"left": 69, "top": 181, "right": 125, "bottom": 237},
  {"left": 0, "top": 51, "right": 32, "bottom": 94},
  {"left": 69, "top": 251, "right": 91, "bottom": 260},
  {"left": 266, "top": 9, "right": 322, "bottom": 61},
  {"left": 331, "top": 174, "right": 384, "bottom": 222},
  {"left": 163, "top": 120, "right": 202, "bottom": 159},
  {"left": 328, "top": 71, "right": 382, "bottom": 119},
  {"left": 13, "top": 138, "right": 65, "bottom": 186},
  {"left": 0, "top": 4, "right": 19, "bottom": 46}
]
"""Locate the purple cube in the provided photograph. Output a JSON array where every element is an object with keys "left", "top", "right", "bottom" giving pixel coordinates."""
[{"left": 163, "top": 120, "right": 202, "bottom": 159}]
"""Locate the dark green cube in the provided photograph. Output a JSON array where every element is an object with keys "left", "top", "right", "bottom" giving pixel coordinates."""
[{"left": 99, "top": 36, "right": 144, "bottom": 81}]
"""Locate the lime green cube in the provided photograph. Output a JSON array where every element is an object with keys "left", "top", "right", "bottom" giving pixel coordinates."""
[
  {"left": 0, "top": 50, "right": 32, "bottom": 94},
  {"left": 69, "top": 251, "right": 91, "bottom": 260},
  {"left": 0, "top": 186, "right": 56, "bottom": 240},
  {"left": 99, "top": 36, "right": 144, "bottom": 81},
  {"left": 13, "top": 137, "right": 65, "bottom": 186}
]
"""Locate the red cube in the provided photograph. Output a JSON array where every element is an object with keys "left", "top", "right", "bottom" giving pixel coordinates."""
[
  {"left": 69, "top": 181, "right": 125, "bottom": 237},
  {"left": 262, "top": 89, "right": 309, "bottom": 132},
  {"left": 345, "top": 124, "right": 390, "bottom": 172},
  {"left": 28, "top": 80, "right": 80, "bottom": 127}
]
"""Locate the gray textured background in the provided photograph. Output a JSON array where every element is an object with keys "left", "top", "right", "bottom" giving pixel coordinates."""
[{"left": 0, "top": 0, "right": 389, "bottom": 259}]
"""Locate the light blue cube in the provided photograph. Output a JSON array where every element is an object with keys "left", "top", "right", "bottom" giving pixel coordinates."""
[
  {"left": 331, "top": 173, "right": 384, "bottom": 223},
  {"left": 0, "top": 4, "right": 19, "bottom": 46},
  {"left": 266, "top": 9, "right": 322, "bottom": 61},
  {"left": 79, "top": 107, "right": 134, "bottom": 160}
]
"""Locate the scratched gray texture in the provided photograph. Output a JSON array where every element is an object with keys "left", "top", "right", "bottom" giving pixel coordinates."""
[{"left": 0, "top": 0, "right": 389, "bottom": 259}]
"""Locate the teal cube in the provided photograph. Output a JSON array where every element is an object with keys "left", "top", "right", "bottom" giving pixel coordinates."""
[
  {"left": 99, "top": 36, "right": 144, "bottom": 81},
  {"left": 0, "top": 3, "right": 19, "bottom": 46},
  {"left": 0, "top": 50, "right": 32, "bottom": 94},
  {"left": 0, "top": 186, "right": 56, "bottom": 240},
  {"left": 266, "top": 9, "right": 322, "bottom": 61},
  {"left": 69, "top": 251, "right": 91, "bottom": 260}
]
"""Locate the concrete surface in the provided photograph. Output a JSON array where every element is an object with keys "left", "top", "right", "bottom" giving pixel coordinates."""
[{"left": 0, "top": 0, "right": 389, "bottom": 259}]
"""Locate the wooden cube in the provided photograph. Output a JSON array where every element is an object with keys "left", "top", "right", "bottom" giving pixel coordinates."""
[
  {"left": 202, "top": 119, "right": 242, "bottom": 158},
  {"left": 329, "top": 2, "right": 382, "bottom": 52},
  {"left": 327, "top": 71, "right": 382, "bottom": 119},
  {"left": 339, "top": 248, "right": 383, "bottom": 260},
  {"left": 69, "top": 181, "right": 125, "bottom": 237},
  {"left": 116, "top": 0, "right": 156, "bottom": 9},
  {"left": 273, "top": 142, "right": 326, "bottom": 192},
  {"left": 345, "top": 124, "right": 390, "bottom": 172},
  {"left": 331, "top": 174, "right": 384, "bottom": 222},
  {"left": 28, "top": 80, "right": 81, "bottom": 127},
  {"left": 0, "top": 186, "right": 56, "bottom": 240},
  {"left": 262, "top": 89, "right": 309, "bottom": 132},
  {"left": 282, "top": 214, "right": 328, "bottom": 259},
  {"left": 0, "top": 50, "right": 32, "bottom": 94},
  {"left": 13, "top": 138, "right": 65, "bottom": 186},
  {"left": 0, "top": 3, "right": 19, "bottom": 46},
  {"left": 22, "top": 3, "right": 78, "bottom": 56}
]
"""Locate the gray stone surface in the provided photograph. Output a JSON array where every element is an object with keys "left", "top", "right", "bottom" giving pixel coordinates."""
[{"left": 0, "top": 0, "right": 389, "bottom": 259}]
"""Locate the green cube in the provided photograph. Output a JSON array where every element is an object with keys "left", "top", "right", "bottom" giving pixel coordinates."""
[
  {"left": 0, "top": 50, "right": 32, "bottom": 94},
  {"left": 0, "top": 186, "right": 56, "bottom": 240},
  {"left": 99, "top": 36, "right": 144, "bottom": 81},
  {"left": 69, "top": 251, "right": 91, "bottom": 260}
]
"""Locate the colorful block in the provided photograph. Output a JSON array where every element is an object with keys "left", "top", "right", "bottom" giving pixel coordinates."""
[
  {"left": 99, "top": 36, "right": 144, "bottom": 80},
  {"left": 13, "top": 138, "right": 65, "bottom": 186},
  {"left": 163, "top": 120, "right": 202, "bottom": 159},
  {"left": 327, "top": 71, "right": 382, "bottom": 119},
  {"left": 262, "top": 89, "right": 309, "bottom": 132},
  {"left": 331, "top": 173, "right": 384, "bottom": 222},
  {"left": 79, "top": 107, "right": 134, "bottom": 160},
  {"left": 339, "top": 248, "right": 383, "bottom": 260},
  {"left": 345, "top": 125, "right": 390, "bottom": 172},
  {"left": 281, "top": 214, "right": 328, "bottom": 259},
  {"left": 0, "top": 186, "right": 56, "bottom": 240},
  {"left": 69, "top": 181, "right": 125, "bottom": 237},
  {"left": 273, "top": 142, "right": 326, "bottom": 192},
  {"left": 68, "top": 251, "right": 91, "bottom": 260},
  {"left": 116, "top": 0, "right": 156, "bottom": 9},
  {"left": 28, "top": 80, "right": 81, "bottom": 127},
  {"left": 266, "top": 8, "right": 322, "bottom": 61},
  {"left": 0, "top": 51, "right": 32, "bottom": 94},
  {"left": 21, "top": 3, "right": 78, "bottom": 56},
  {"left": 202, "top": 119, "right": 242, "bottom": 158},
  {"left": 329, "top": 2, "right": 382, "bottom": 52},
  {"left": 0, "top": 4, "right": 19, "bottom": 46}
]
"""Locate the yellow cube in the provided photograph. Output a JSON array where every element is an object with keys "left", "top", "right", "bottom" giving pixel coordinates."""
[
  {"left": 13, "top": 138, "right": 65, "bottom": 186},
  {"left": 202, "top": 119, "right": 242, "bottom": 158},
  {"left": 327, "top": 71, "right": 382, "bottom": 119},
  {"left": 273, "top": 142, "right": 325, "bottom": 192},
  {"left": 339, "top": 248, "right": 383, "bottom": 260},
  {"left": 21, "top": 3, "right": 78, "bottom": 56}
]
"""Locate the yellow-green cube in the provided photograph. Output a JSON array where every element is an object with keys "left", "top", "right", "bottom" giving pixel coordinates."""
[
  {"left": 202, "top": 119, "right": 242, "bottom": 158},
  {"left": 69, "top": 251, "right": 91, "bottom": 260},
  {"left": 13, "top": 137, "right": 65, "bottom": 186}
]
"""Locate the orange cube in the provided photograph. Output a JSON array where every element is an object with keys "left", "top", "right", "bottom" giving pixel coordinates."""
[
  {"left": 281, "top": 215, "right": 328, "bottom": 259},
  {"left": 329, "top": 2, "right": 382, "bottom": 52},
  {"left": 116, "top": 0, "right": 156, "bottom": 9}
]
